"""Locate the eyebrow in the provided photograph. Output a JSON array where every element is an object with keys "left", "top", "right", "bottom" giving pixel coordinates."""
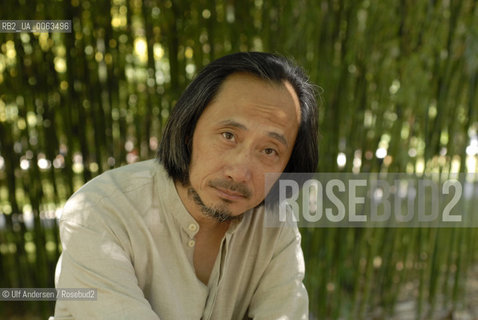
[{"left": 218, "top": 119, "right": 289, "bottom": 147}]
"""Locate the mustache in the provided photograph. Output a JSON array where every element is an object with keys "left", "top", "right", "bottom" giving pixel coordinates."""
[{"left": 208, "top": 179, "right": 252, "bottom": 199}]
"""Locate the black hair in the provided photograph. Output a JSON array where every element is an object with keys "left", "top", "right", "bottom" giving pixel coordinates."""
[{"left": 158, "top": 52, "right": 319, "bottom": 195}]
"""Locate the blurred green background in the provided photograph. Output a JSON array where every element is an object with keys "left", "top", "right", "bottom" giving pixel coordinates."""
[{"left": 0, "top": 0, "right": 477, "bottom": 319}]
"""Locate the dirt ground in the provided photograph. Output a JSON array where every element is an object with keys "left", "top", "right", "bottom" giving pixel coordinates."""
[{"left": 389, "top": 264, "right": 478, "bottom": 320}]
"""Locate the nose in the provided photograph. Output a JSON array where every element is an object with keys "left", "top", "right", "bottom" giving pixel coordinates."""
[{"left": 223, "top": 146, "right": 253, "bottom": 183}]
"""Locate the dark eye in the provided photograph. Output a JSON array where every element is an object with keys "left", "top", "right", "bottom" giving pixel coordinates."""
[
  {"left": 264, "top": 148, "right": 278, "bottom": 156},
  {"left": 222, "top": 132, "right": 235, "bottom": 141}
]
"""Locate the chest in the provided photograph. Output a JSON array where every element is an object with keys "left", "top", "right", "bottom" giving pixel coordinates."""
[{"left": 193, "top": 229, "right": 226, "bottom": 285}]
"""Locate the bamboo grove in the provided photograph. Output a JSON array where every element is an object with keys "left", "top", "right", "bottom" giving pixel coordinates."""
[{"left": 0, "top": 0, "right": 477, "bottom": 319}]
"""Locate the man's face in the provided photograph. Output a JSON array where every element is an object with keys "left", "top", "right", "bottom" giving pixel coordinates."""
[{"left": 187, "top": 72, "right": 301, "bottom": 221}]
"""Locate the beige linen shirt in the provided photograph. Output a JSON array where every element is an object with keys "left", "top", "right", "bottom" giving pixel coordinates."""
[{"left": 53, "top": 159, "right": 308, "bottom": 319}]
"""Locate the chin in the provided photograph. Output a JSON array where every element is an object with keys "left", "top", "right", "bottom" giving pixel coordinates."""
[{"left": 232, "top": 203, "right": 259, "bottom": 215}]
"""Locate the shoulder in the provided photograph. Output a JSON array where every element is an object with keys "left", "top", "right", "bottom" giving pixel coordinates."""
[
  {"left": 60, "top": 159, "right": 162, "bottom": 225},
  {"left": 236, "top": 205, "right": 302, "bottom": 253},
  {"left": 81, "top": 159, "right": 159, "bottom": 196}
]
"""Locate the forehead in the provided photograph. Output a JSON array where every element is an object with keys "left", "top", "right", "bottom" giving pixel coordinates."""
[{"left": 202, "top": 72, "right": 301, "bottom": 128}]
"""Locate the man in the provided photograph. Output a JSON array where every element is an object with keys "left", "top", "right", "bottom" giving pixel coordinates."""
[{"left": 53, "top": 52, "right": 318, "bottom": 319}]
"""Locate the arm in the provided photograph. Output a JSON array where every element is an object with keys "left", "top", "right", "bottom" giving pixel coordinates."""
[
  {"left": 248, "top": 224, "right": 309, "bottom": 320},
  {"left": 54, "top": 196, "right": 160, "bottom": 320}
]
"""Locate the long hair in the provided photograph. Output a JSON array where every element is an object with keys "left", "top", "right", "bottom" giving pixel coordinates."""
[{"left": 158, "top": 52, "right": 319, "bottom": 192}]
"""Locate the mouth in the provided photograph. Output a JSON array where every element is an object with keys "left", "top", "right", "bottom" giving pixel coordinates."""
[
  {"left": 213, "top": 186, "right": 247, "bottom": 201},
  {"left": 207, "top": 179, "right": 252, "bottom": 202}
]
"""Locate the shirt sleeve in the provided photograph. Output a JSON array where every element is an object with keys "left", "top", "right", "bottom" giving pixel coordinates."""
[
  {"left": 247, "top": 223, "right": 309, "bottom": 320},
  {"left": 53, "top": 194, "right": 160, "bottom": 320}
]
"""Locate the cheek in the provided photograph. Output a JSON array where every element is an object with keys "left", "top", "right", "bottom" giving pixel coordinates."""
[
  {"left": 193, "top": 137, "right": 221, "bottom": 160},
  {"left": 189, "top": 143, "right": 221, "bottom": 183},
  {"left": 263, "top": 172, "right": 281, "bottom": 194},
  {"left": 250, "top": 175, "right": 267, "bottom": 199},
  {"left": 191, "top": 134, "right": 215, "bottom": 162}
]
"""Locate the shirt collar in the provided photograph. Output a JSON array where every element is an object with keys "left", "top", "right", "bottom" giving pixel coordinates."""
[{"left": 155, "top": 161, "right": 199, "bottom": 238}]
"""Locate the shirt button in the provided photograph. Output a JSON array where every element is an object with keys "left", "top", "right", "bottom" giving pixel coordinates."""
[
  {"left": 188, "top": 224, "right": 197, "bottom": 232},
  {"left": 188, "top": 240, "right": 195, "bottom": 247}
]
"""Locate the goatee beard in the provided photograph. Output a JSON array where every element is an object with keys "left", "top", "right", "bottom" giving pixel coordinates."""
[{"left": 188, "top": 187, "right": 243, "bottom": 223}]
